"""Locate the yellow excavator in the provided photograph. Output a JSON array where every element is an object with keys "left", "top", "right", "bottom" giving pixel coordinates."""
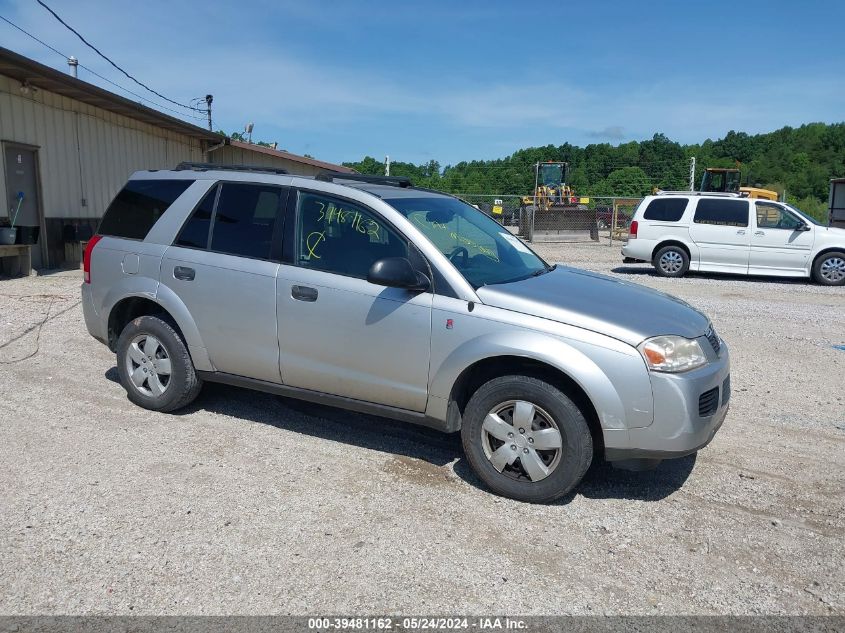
[{"left": 700, "top": 167, "right": 778, "bottom": 200}]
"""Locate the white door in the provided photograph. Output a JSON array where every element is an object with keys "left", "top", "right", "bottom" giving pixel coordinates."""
[
  {"left": 687, "top": 198, "right": 751, "bottom": 273},
  {"left": 748, "top": 202, "right": 815, "bottom": 276}
]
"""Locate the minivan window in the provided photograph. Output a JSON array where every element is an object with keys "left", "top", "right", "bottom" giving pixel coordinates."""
[
  {"left": 209, "top": 183, "right": 283, "bottom": 259},
  {"left": 643, "top": 198, "right": 688, "bottom": 222},
  {"left": 175, "top": 186, "right": 216, "bottom": 249},
  {"left": 295, "top": 191, "right": 408, "bottom": 279},
  {"left": 756, "top": 202, "right": 804, "bottom": 230},
  {"left": 98, "top": 179, "right": 192, "bottom": 240},
  {"left": 693, "top": 199, "right": 749, "bottom": 227}
]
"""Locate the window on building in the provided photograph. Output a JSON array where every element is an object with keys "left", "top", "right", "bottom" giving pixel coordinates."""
[
  {"left": 295, "top": 191, "right": 408, "bottom": 279},
  {"left": 693, "top": 199, "right": 749, "bottom": 227},
  {"left": 643, "top": 198, "right": 688, "bottom": 222},
  {"left": 98, "top": 179, "right": 192, "bottom": 240}
]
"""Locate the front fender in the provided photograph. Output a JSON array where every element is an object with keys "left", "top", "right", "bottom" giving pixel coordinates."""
[{"left": 427, "top": 329, "right": 653, "bottom": 433}]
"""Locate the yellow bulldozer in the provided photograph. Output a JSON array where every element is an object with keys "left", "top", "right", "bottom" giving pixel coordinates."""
[
  {"left": 520, "top": 161, "right": 589, "bottom": 212},
  {"left": 700, "top": 167, "right": 778, "bottom": 200}
]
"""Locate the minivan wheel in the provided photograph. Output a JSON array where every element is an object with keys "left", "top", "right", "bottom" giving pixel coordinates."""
[
  {"left": 115, "top": 315, "right": 202, "bottom": 412},
  {"left": 812, "top": 251, "right": 845, "bottom": 286},
  {"left": 461, "top": 375, "right": 593, "bottom": 503},
  {"left": 653, "top": 245, "right": 689, "bottom": 278}
]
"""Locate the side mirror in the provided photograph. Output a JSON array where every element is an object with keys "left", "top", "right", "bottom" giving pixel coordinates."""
[
  {"left": 367, "top": 257, "right": 430, "bottom": 291},
  {"left": 798, "top": 222, "right": 811, "bottom": 232}
]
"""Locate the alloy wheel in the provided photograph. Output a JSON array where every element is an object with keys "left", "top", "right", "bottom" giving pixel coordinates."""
[
  {"left": 125, "top": 334, "right": 172, "bottom": 397},
  {"left": 659, "top": 250, "right": 684, "bottom": 274},
  {"left": 820, "top": 256, "right": 845, "bottom": 283},
  {"left": 481, "top": 400, "right": 563, "bottom": 482}
]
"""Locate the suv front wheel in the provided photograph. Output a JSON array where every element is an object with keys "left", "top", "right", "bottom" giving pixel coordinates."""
[
  {"left": 461, "top": 375, "right": 593, "bottom": 503},
  {"left": 116, "top": 315, "right": 203, "bottom": 412},
  {"left": 812, "top": 251, "right": 845, "bottom": 286}
]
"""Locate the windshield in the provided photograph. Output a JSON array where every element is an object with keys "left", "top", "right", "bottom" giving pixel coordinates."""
[
  {"left": 785, "top": 203, "right": 823, "bottom": 226},
  {"left": 386, "top": 196, "right": 550, "bottom": 288}
]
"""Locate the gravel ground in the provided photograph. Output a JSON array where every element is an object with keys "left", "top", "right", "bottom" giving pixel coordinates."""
[{"left": 0, "top": 242, "right": 843, "bottom": 616}]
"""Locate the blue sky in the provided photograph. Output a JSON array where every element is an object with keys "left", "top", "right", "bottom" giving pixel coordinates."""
[{"left": 1, "top": 0, "right": 843, "bottom": 166}]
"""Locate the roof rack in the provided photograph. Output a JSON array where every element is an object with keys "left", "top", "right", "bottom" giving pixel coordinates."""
[
  {"left": 315, "top": 172, "right": 412, "bottom": 188},
  {"left": 174, "top": 162, "right": 289, "bottom": 175},
  {"left": 656, "top": 190, "right": 745, "bottom": 197}
]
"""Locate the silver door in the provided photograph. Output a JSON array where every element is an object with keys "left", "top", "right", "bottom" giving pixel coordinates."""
[
  {"left": 3, "top": 145, "right": 45, "bottom": 268},
  {"left": 276, "top": 190, "right": 433, "bottom": 412},
  {"left": 159, "top": 182, "right": 286, "bottom": 384}
]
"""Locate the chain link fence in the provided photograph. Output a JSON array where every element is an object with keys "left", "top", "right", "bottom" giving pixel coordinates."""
[{"left": 454, "top": 193, "right": 642, "bottom": 244}]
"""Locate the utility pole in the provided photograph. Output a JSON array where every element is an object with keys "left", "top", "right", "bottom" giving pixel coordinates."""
[
  {"left": 385, "top": 155, "right": 390, "bottom": 176},
  {"left": 205, "top": 94, "right": 213, "bottom": 131},
  {"left": 689, "top": 156, "right": 696, "bottom": 191}
]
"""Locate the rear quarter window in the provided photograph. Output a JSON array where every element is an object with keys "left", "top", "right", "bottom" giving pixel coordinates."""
[
  {"left": 642, "top": 198, "right": 688, "bottom": 222},
  {"left": 98, "top": 179, "right": 192, "bottom": 240},
  {"left": 693, "top": 199, "right": 749, "bottom": 227}
]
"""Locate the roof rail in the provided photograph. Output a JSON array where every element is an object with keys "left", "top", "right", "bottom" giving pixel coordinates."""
[
  {"left": 656, "top": 190, "right": 745, "bottom": 198},
  {"left": 174, "top": 162, "right": 289, "bottom": 175},
  {"left": 315, "top": 172, "right": 412, "bottom": 188}
]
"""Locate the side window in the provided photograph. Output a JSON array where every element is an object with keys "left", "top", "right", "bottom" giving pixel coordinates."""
[
  {"left": 642, "top": 198, "right": 688, "bottom": 222},
  {"left": 693, "top": 199, "right": 749, "bottom": 227},
  {"left": 209, "top": 183, "right": 283, "bottom": 259},
  {"left": 98, "top": 179, "right": 192, "bottom": 240},
  {"left": 756, "top": 203, "right": 802, "bottom": 230},
  {"left": 175, "top": 186, "right": 216, "bottom": 249},
  {"left": 295, "top": 191, "right": 408, "bottom": 279}
]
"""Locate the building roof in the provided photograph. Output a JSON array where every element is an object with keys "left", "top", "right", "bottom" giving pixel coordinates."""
[
  {"left": 0, "top": 46, "right": 353, "bottom": 173},
  {"left": 226, "top": 139, "right": 355, "bottom": 173}
]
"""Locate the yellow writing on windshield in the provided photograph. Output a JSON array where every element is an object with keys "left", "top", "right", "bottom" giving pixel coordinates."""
[{"left": 411, "top": 214, "right": 499, "bottom": 262}]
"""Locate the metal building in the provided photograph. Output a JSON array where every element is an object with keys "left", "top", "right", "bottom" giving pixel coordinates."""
[{"left": 0, "top": 46, "right": 353, "bottom": 269}]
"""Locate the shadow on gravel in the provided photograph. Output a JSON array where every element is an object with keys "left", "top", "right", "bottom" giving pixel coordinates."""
[
  {"left": 612, "top": 266, "right": 810, "bottom": 286},
  {"left": 105, "top": 368, "right": 698, "bottom": 503}
]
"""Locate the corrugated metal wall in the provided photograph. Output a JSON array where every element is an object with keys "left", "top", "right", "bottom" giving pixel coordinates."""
[
  {"left": 0, "top": 74, "right": 204, "bottom": 222},
  {"left": 208, "top": 145, "right": 325, "bottom": 176}
]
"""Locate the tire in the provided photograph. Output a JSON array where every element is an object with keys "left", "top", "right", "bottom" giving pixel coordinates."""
[
  {"left": 812, "top": 251, "right": 845, "bottom": 286},
  {"left": 653, "top": 245, "right": 689, "bottom": 278},
  {"left": 461, "top": 375, "right": 593, "bottom": 503},
  {"left": 115, "top": 315, "right": 202, "bottom": 412}
]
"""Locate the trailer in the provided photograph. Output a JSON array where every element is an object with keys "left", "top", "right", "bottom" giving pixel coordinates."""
[{"left": 830, "top": 178, "right": 845, "bottom": 228}]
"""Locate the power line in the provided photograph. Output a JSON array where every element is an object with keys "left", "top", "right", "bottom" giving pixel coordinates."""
[
  {"left": 35, "top": 0, "right": 206, "bottom": 114},
  {"left": 0, "top": 14, "right": 207, "bottom": 121}
]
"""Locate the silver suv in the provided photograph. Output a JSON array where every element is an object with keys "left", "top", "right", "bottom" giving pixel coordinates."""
[{"left": 82, "top": 164, "right": 730, "bottom": 502}]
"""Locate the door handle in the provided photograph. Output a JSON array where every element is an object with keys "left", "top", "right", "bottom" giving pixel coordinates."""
[
  {"left": 736, "top": 230, "right": 746, "bottom": 235},
  {"left": 173, "top": 266, "right": 195, "bottom": 281},
  {"left": 291, "top": 285, "right": 318, "bottom": 302},
  {"left": 754, "top": 230, "right": 765, "bottom": 236}
]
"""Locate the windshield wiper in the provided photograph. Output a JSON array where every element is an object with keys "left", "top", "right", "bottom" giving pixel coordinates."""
[{"left": 530, "top": 264, "right": 555, "bottom": 277}]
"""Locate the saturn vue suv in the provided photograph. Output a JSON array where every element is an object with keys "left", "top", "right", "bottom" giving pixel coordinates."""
[{"left": 81, "top": 164, "right": 731, "bottom": 502}]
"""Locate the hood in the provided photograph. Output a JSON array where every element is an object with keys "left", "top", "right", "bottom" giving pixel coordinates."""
[{"left": 476, "top": 266, "right": 710, "bottom": 346}]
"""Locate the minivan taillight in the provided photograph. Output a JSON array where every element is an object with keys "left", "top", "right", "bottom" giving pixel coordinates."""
[
  {"left": 629, "top": 220, "right": 638, "bottom": 239},
  {"left": 83, "top": 234, "right": 103, "bottom": 283}
]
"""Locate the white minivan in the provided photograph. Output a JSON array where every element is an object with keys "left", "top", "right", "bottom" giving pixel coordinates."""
[{"left": 621, "top": 192, "right": 845, "bottom": 286}]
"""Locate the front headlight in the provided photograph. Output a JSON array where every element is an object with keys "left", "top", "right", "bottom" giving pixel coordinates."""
[{"left": 638, "top": 335, "right": 707, "bottom": 373}]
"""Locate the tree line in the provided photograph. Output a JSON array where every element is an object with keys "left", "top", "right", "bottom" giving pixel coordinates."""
[{"left": 342, "top": 123, "right": 845, "bottom": 221}]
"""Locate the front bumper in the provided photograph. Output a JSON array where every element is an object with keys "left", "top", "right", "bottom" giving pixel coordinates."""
[{"left": 605, "top": 341, "right": 731, "bottom": 461}]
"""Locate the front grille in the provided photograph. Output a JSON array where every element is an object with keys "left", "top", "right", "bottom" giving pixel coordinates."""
[
  {"left": 698, "top": 386, "right": 719, "bottom": 417},
  {"left": 722, "top": 375, "right": 731, "bottom": 406},
  {"left": 706, "top": 326, "right": 721, "bottom": 354}
]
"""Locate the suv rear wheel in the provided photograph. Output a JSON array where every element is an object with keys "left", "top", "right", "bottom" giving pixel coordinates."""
[
  {"left": 653, "top": 245, "right": 690, "bottom": 278},
  {"left": 812, "top": 251, "right": 845, "bottom": 286},
  {"left": 116, "top": 315, "right": 202, "bottom": 412},
  {"left": 461, "top": 375, "right": 593, "bottom": 503}
]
